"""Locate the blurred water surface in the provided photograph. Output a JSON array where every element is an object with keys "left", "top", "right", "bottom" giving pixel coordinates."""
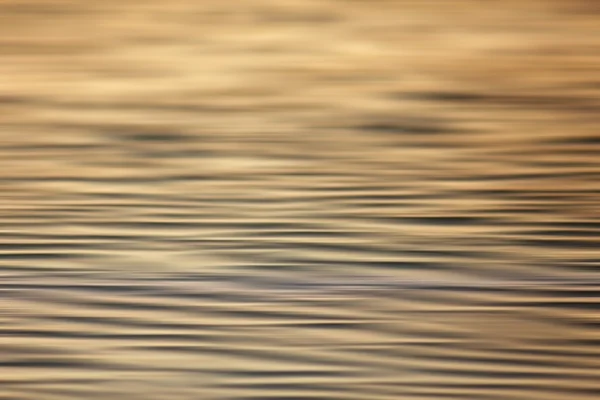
[{"left": 0, "top": 1, "right": 599, "bottom": 399}]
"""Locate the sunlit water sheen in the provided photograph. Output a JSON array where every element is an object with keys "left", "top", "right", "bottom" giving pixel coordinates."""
[{"left": 1, "top": 1, "right": 599, "bottom": 399}]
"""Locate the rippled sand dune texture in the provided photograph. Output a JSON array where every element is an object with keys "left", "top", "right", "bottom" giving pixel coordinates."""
[{"left": 1, "top": 1, "right": 599, "bottom": 399}]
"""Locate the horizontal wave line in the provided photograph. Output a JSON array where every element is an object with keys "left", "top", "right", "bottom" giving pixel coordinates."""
[{"left": 4, "top": 276, "right": 598, "bottom": 297}]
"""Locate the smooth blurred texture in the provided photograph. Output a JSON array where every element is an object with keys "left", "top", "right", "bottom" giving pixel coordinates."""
[{"left": 0, "top": 1, "right": 599, "bottom": 399}]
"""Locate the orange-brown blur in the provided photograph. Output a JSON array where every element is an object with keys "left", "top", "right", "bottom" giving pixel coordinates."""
[{"left": 0, "top": 1, "right": 598, "bottom": 399}]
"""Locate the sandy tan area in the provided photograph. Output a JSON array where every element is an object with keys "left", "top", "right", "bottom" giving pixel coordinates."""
[{"left": 0, "top": 1, "right": 598, "bottom": 399}]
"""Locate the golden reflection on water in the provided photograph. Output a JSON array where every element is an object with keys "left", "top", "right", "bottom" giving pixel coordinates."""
[{"left": 0, "top": 0, "right": 599, "bottom": 399}]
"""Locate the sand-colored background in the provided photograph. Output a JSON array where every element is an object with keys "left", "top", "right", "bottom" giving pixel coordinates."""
[{"left": 0, "top": 1, "right": 599, "bottom": 399}]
